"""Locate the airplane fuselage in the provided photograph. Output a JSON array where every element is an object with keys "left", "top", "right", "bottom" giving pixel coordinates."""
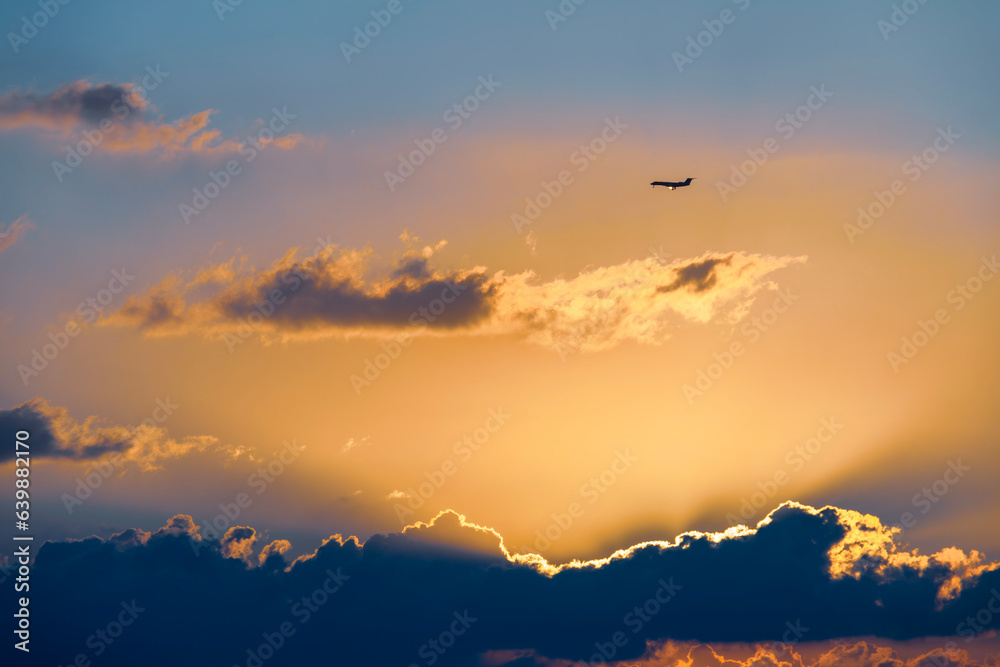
[{"left": 651, "top": 178, "right": 694, "bottom": 189}]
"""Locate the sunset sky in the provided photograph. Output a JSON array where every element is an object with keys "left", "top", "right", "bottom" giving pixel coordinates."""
[{"left": 2, "top": 1, "right": 999, "bottom": 665}]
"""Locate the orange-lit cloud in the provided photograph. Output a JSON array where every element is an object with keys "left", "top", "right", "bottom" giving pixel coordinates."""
[
  {"left": 0, "top": 214, "right": 33, "bottom": 255},
  {"left": 102, "top": 240, "right": 806, "bottom": 355},
  {"left": 522, "top": 638, "right": 1000, "bottom": 667},
  {"left": 258, "top": 538, "right": 293, "bottom": 566},
  {"left": 0, "top": 397, "right": 241, "bottom": 470},
  {"left": 220, "top": 526, "right": 258, "bottom": 562},
  {"left": 0, "top": 80, "right": 307, "bottom": 158},
  {"left": 828, "top": 506, "right": 998, "bottom": 606}
]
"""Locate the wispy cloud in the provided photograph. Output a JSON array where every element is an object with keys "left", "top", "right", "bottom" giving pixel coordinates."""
[
  {"left": 0, "top": 214, "right": 34, "bottom": 255},
  {"left": 341, "top": 436, "right": 370, "bottom": 454}
]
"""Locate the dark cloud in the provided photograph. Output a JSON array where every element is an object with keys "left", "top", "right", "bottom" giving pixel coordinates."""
[
  {"left": 117, "top": 292, "right": 185, "bottom": 329},
  {"left": 0, "top": 398, "right": 129, "bottom": 463},
  {"left": 657, "top": 255, "right": 734, "bottom": 293},
  {"left": 77, "top": 83, "right": 142, "bottom": 124},
  {"left": 218, "top": 262, "right": 496, "bottom": 331},
  {"left": 107, "top": 246, "right": 498, "bottom": 338},
  {"left": 109, "top": 528, "right": 150, "bottom": 550},
  {"left": 0, "top": 81, "right": 143, "bottom": 127},
  {"left": 0, "top": 398, "right": 227, "bottom": 467},
  {"left": 390, "top": 254, "right": 433, "bottom": 281},
  {"left": 109, "top": 274, "right": 187, "bottom": 333},
  {"left": 14, "top": 504, "right": 1000, "bottom": 666}
]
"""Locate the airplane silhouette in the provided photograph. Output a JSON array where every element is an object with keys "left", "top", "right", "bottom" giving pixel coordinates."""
[{"left": 651, "top": 177, "right": 695, "bottom": 190}]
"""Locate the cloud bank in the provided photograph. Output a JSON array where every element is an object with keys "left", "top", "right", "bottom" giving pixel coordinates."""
[{"left": 14, "top": 503, "right": 1000, "bottom": 666}]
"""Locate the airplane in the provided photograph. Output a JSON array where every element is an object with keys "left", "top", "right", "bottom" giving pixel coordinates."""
[{"left": 651, "top": 177, "right": 695, "bottom": 190}]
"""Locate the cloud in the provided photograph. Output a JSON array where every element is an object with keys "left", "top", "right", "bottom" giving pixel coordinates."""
[
  {"left": 341, "top": 436, "right": 370, "bottom": 454},
  {"left": 0, "top": 80, "right": 306, "bottom": 158},
  {"left": 108, "top": 527, "right": 151, "bottom": 550},
  {"left": 657, "top": 255, "right": 732, "bottom": 293},
  {"left": 490, "top": 250, "right": 804, "bottom": 353},
  {"left": 259, "top": 539, "right": 293, "bottom": 567},
  {"left": 103, "top": 239, "right": 805, "bottom": 354},
  {"left": 510, "top": 638, "right": 1000, "bottom": 667},
  {"left": 104, "top": 241, "right": 494, "bottom": 340},
  {"left": 0, "top": 81, "right": 149, "bottom": 130},
  {"left": 0, "top": 398, "right": 236, "bottom": 470},
  {"left": 151, "top": 514, "right": 201, "bottom": 539},
  {"left": 0, "top": 214, "right": 33, "bottom": 255},
  {"left": 337, "top": 490, "right": 363, "bottom": 503},
  {"left": 19, "top": 503, "right": 1000, "bottom": 666},
  {"left": 221, "top": 526, "right": 258, "bottom": 562},
  {"left": 524, "top": 230, "right": 539, "bottom": 254}
]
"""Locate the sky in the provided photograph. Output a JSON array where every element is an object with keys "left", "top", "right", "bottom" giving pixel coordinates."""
[{"left": 1, "top": 1, "right": 1000, "bottom": 665}]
